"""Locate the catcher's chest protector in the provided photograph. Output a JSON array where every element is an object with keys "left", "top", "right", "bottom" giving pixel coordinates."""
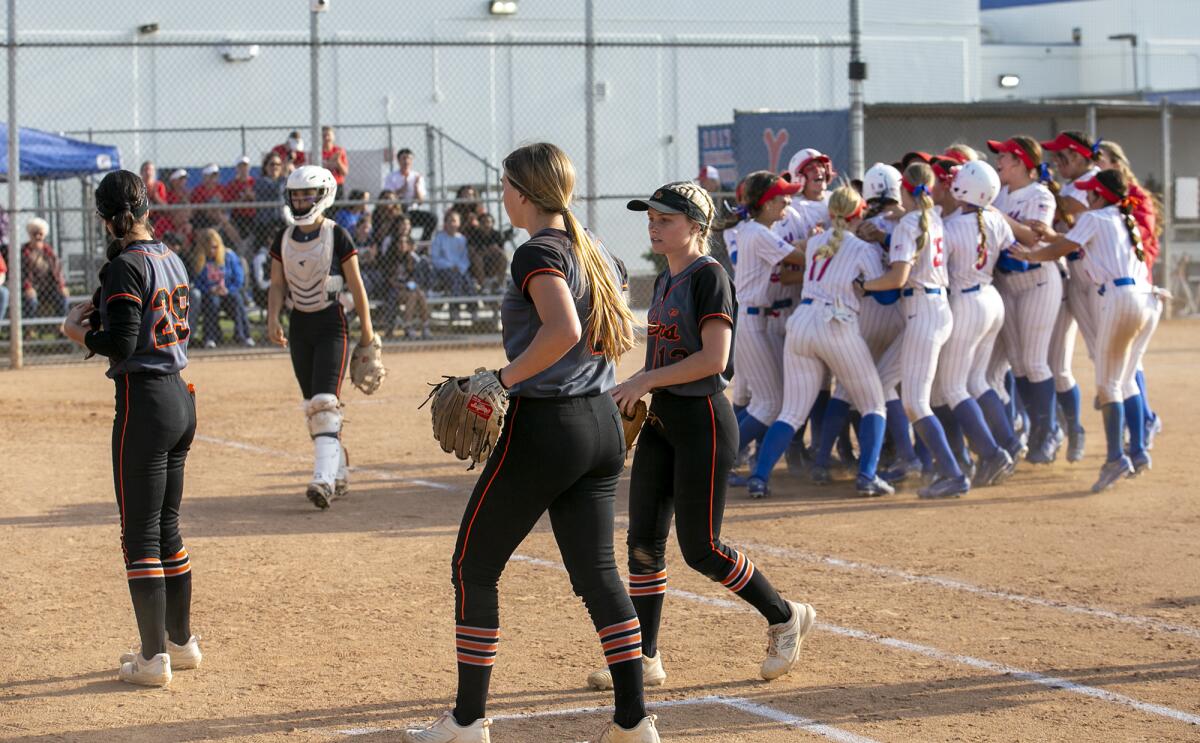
[{"left": 282, "top": 220, "right": 339, "bottom": 313}]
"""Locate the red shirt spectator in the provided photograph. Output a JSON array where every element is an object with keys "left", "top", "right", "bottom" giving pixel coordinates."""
[
  {"left": 163, "top": 170, "right": 193, "bottom": 239},
  {"left": 321, "top": 126, "right": 349, "bottom": 186},
  {"left": 225, "top": 157, "right": 257, "bottom": 221},
  {"left": 21, "top": 223, "right": 66, "bottom": 295},
  {"left": 140, "top": 161, "right": 171, "bottom": 236},
  {"left": 272, "top": 130, "right": 307, "bottom": 168}
]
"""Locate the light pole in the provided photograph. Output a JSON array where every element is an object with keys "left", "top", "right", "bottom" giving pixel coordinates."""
[{"left": 1109, "top": 33, "right": 1139, "bottom": 93}]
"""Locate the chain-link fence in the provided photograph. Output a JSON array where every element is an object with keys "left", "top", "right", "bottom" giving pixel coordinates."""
[{"left": 1, "top": 1, "right": 853, "bottom": 365}]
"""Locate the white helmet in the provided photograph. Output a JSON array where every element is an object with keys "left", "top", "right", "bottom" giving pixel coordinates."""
[
  {"left": 285, "top": 165, "right": 337, "bottom": 225},
  {"left": 950, "top": 160, "right": 1001, "bottom": 208},
  {"left": 787, "top": 148, "right": 835, "bottom": 182},
  {"left": 862, "top": 163, "right": 902, "bottom": 203}
]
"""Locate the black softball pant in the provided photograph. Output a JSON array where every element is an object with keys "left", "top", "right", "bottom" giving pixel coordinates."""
[
  {"left": 288, "top": 304, "right": 349, "bottom": 399},
  {"left": 112, "top": 372, "right": 197, "bottom": 569},
  {"left": 627, "top": 391, "right": 789, "bottom": 636}
]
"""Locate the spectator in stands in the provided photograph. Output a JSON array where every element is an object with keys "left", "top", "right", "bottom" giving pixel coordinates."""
[
  {"left": 191, "top": 164, "right": 241, "bottom": 246},
  {"left": 429, "top": 210, "right": 472, "bottom": 297},
  {"left": 450, "top": 184, "right": 485, "bottom": 229},
  {"left": 698, "top": 164, "right": 721, "bottom": 193},
  {"left": 226, "top": 156, "right": 257, "bottom": 248},
  {"left": 387, "top": 234, "right": 432, "bottom": 339},
  {"left": 464, "top": 211, "right": 508, "bottom": 293},
  {"left": 250, "top": 242, "right": 272, "bottom": 311},
  {"left": 0, "top": 250, "right": 8, "bottom": 323},
  {"left": 271, "top": 130, "right": 307, "bottom": 168},
  {"left": 335, "top": 189, "right": 370, "bottom": 233},
  {"left": 20, "top": 217, "right": 69, "bottom": 318},
  {"left": 141, "top": 160, "right": 172, "bottom": 236},
  {"left": 161, "top": 231, "right": 200, "bottom": 326},
  {"left": 321, "top": 126, "right": 349, "bottom": 198},
  {"left": 254, "top": 152, "right": 288, "bottom": 243},
  {"left": 163, "top": 169, "right": 194, "bottom": 243},
  {"left": 383, "top": 147, "right": 437, "bottom": 239},
  {"left": 193, "top": 228, "right": 253, "bottom": 348}
]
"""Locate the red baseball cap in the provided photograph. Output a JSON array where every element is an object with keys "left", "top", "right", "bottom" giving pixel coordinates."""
[
  {"left": 756, "top": 176, "right": 803, "bottom": 207},
  {"left": 1074, "top": 176, "right": 1123, "bottom": 204},
  {"left": 941, "top": 148, "right": 971, "bottom": 165},
  {"left": 1042, "top": 132, "right": 1094, "bottom": 159},
  {"left": 987, "top": 139, "right": 1036, "bottom": 170}
]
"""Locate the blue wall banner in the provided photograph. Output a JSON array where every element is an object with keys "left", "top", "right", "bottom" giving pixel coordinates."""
[
  {"left": 698, "top": 124, "right": 736, "bottom": 191},
  {"left": 732, "top": 109, "right": 850, "bottom": 180}
]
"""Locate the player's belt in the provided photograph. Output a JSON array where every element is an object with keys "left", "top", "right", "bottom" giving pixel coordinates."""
[
  {"left": 959, "top": 285, "right": 981, "bottom": 294},
  {"left": 1097, "top": 277, "right": 1135, "bottom": 296},
  {"left": 901, "top": 287, "right": 942, "bottom": 297},
  {"left": 745, "top": 298, "right": 794, "bottom": 316},
  {"left": 1067, "top": 251, "right": 1082, "bottom": 262},
  {"left": 800, "top": 298, "right": 813, "bottom": 305}
]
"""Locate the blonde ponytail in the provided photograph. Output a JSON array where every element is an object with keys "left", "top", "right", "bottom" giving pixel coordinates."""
[
  {"left": 815, "top": 185, "right": 863, "bottom": 260},
  {"left": 903, "top": 162, "right": 935, "bottom": 254}
]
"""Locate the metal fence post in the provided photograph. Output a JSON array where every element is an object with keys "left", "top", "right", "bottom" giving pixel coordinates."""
[
  {"left": 584, "top": 0, "right": 597, "bottom": 228},
  {"left": 7, "top": 0, "right": 21, "bottom": 369},
  {"left": 1160, "top": 99, "right": 1172, "bottom": 320},
  {"left": 848, "top": 0, "right": 865, "bottom": 179},
  {"left": 310, "top": 6, "right": 321, "bottom": 168},
  {"left": 1086, "top": 104, "right": 1097, "bottom": 141},
  {"left": 425, "top": 124, "right": 438, "bottom": 213}
]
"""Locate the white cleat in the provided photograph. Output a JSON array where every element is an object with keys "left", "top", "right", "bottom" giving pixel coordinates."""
[
  {"left": 335, "top": 445, "right": 350, "bottom": 500},
  {"left": 594, "top": 714, "right": 661, "bottom": 743},
  {"left": 402, "top": 711, "right": 491, "bottom": 742},
  {"left": 121, "top": 635, "right": 201, "bottom": 670},
  {"left": 118, "top": 652, "right": 172, "bottom": 687},
  {"left": 761, "top": 600, "right": 816, "bottom": 680},
  {"left": 306, "top": 480, "right": 335, "bottom": 510},
  {"left": 586, "top": 652, "right": 666, "bottom": 691}
]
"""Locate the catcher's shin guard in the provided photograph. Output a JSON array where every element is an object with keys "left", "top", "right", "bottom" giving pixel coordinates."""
[{"left": 306, "top": 394, "right": 343, "bottom": 487}]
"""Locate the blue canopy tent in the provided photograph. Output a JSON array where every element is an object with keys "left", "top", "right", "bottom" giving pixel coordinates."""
[{"left": 0, "top": 124, "right": 120, "bottom": 181}]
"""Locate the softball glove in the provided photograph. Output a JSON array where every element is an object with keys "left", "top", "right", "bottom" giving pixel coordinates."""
[
  {"left": 621, "top": 399, "right": 648, "bottom": 453},
  {"left": 423, "top": 367, "right": 509, "bottom": 465},
  {"left": 350, "top": 335, "right": 387, "bottom": 395}
]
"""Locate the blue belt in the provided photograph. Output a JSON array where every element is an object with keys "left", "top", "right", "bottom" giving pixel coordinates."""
[
  {"left": 800, "top": 298, "right": 813, "bottom": 305},
  {"left": 901, "top": 287, "right": 942, "bottom": 297},
  {"left": 960, "top": 285, "right": 981, "bottom": 294},
  {"left": 1067, "top": 251, "right": 1082, "bottom": 262},
  {"left": 1097, "top": 277, "right": 1135, "bottom": 296},
  {"left": 746, "top": 298, "right": 794, "bottom": 316}
]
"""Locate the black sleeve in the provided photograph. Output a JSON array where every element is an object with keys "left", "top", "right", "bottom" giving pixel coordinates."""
[
  {"left": 511, "top": 240, "right": 568, "bottom": 300},
  {"left": 691, "top": 263, "right": 735, "bottom": 328},
  {"left": 333, "top": 224, "right": 358, "bottom": 263},
  {"left": 269, "top": 227, "right": 286, "bottom": 262},
  {"left": 84, "top": 300, "right": 140, "bottom": 360}
]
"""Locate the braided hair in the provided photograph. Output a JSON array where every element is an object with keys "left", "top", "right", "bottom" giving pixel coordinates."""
[
  {"left": 1093, "top": 169, "right": 1145, "bottom": 263},
  {"left": 902, "top": 162, "right": 935, "bottom": 255},
  {"left": 814, "top": 186, "right": 864, "bottom": 260}
]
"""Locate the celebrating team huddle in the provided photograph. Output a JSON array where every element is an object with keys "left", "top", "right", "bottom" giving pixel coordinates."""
[
  {"left": 726, "top": 131, "right": 1163, "bottom": 500},
  {"left": 63, "top": 126, "right": 1162, "bottom": 742}
]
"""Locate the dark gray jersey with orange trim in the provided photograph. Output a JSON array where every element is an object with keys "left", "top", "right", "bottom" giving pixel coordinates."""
[
  {"left": 645, "top": 255, "right": 736, "bottom": 396},
  {"left": 99, "top": 241, "right": 191, "bottom": 378},
  {"left": 501, "top": 228, "right": 628, "bottom": 398}
]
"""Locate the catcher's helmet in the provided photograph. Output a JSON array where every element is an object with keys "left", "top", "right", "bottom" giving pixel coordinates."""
[
  {"left": 285, "top": 165, "right": 337, "bottom": 226},
  {"left": 862, "top": 163, "right": 902, "bottom": 203}
]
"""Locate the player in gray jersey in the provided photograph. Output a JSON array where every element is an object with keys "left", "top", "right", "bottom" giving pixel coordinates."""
[{"left": 62, "top": 170, "right": 200, "bottom": 687}]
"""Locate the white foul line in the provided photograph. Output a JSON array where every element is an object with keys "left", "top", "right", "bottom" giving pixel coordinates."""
[
  {"left": 736, "top": 539, "right": 1200, "bottom": 642},
  {"left": 198, "top": 434, "right": 1200, "bottom": 638},
  {"left": 510, "top": 554, "right": 1200, "bottom": 728},
  {"left": 335, "top": 695, "right": 881, "bottom": 742}
]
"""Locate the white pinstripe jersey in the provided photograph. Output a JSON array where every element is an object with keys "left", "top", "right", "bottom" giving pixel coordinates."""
[
  {"left": 773, "top": 204, "right": 817, "bottom": 245},
  {"left": 1062, "top": 166, "right": 1101, "bottom": 206},
  {"left": 800, "top": 231, "right": 885, "bottom": 314},
  {"left": 943, "top": 209, "right": 1013, "bottom": 291},
  {"left": 1064, "top": 205, "right": 1150, "bottom": 287},
  {"left": 734, "top": 220, "right": 796, "bottom": 307},
  {"left": 866, "top": 213, "right": 899, "bottom": 241},
  {"left": 889, "top": 209, "right": 948, "bottom": 290},
  {"left": 993, "top": 182, "right": 1055, "bottom": 228},
  {"left": 793, "top": 194, "right": 831, "bottom": 231}
]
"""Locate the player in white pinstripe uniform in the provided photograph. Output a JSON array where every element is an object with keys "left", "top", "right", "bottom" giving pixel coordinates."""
[
  {"left": 864, "top": 162, "right": 971, "bottom": 499},
  {"left": 744, "top": 186, "right": 893, "bottom": 498},
  {"left": 1043, "top": 131, "right": 1101, "bottom": 462},
  {"left": 729, "top": 171, "right": 806, "bottom": 473},
  {"left": 987, "top": 136, "right": 1064, "bottom": 465},
  {"left": 936, "top": 161, "right": 1018, "bottom": 487},
  {"left": 1021, "top": 169, "right": 1157, "bottom": 492},
  {"left": 808, "top": 163, "right": 906, "bottom": 482}
]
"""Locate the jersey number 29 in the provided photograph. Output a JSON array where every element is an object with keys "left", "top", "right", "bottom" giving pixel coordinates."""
[{"left": 151, "top": 284, "right": 191, "bottom": 348}]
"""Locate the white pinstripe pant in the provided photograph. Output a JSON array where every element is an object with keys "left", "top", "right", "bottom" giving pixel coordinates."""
[
  {"left": 897, "top": 292, "right": 953, "bottom": 421},
  {"left": 1091, "top": 285, "right": 1157, "bottom": 404},
  {"left": 996, "top": 267, "right": 1062, "bottom": 383},
  {"left": 938, "top": 285, "right": 1005, "bottom": 408},
  {"left": 1065, "top": 262, "right": 1098, "bottom": 358},
  {"left": 834, "top": 298, "right": 902, "bottom": 405},
  {"left": 735, "top": 309, "right": 786, "bottom": 423},
  {"left": 778, "top": 304, "right": 885, "bottom": 430}
]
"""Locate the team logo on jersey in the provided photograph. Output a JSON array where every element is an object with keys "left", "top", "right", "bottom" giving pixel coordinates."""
[{"left": 647, "top": 323, "right": 680, "bottom": 342}]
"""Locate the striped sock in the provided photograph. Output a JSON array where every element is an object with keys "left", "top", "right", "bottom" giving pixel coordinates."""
[
  {"left": 126, "top": 558, "right": 166, "bottom": 659},
  {"left": 721, "top": 551, "right": 789, "bottom": 625},
  {"left": 162, "top": 548, "right": 192, "bottom": 645},
  {"left": 598, "top": 618, "right": 647, "bottom": 729},
  {"left": 628, "top": 572, "right": 666, "bottom": 658},
  {"left": 453, "top": 624, "right": 499, "bottom": 725}
]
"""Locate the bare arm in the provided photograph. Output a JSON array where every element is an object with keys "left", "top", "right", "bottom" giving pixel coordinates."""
[
  {"left": 863, "top": 261, "right": 911, "bottom": 292},
  {"left": 266, "top": 259, "right": 287, "bottom": 347},
  {"left": 341, "top": 254, "right": 375, "bottom": 346},
  {"left": 1013, "top": 235, "right": 1079, "bottom": 263},
  {"left": 781, "top": 247, "right": 806, "bottom": 266},
  {"left": 497, "top": 274, "right": 581, "bottom": 388},
  {"left": 1001, "top": 212, "right": 1041, "bottom": 247}
]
